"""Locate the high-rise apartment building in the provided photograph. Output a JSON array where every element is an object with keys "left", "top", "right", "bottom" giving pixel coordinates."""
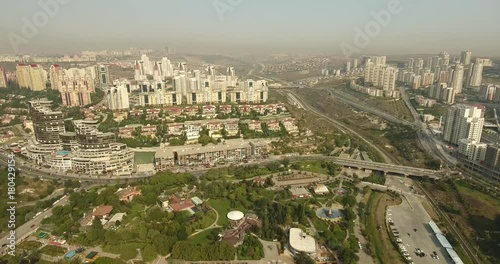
[
  {"left": 484, "top": 144, "right": 500, "bottom": 171},
  {"left": 443, "top": 104, "right": 484, "bottom": 145},
  {"left": 137, "top": 64, "right": 267, "bottom": 106},
  {"left": 450, "top": 64, "right": 464, "bottom": 94},
  {"left": 106, "top": 80, "right": 130, "bottom": 110},
  {"left": 29, "top": 99, "right": 65, "bottom": 144},
  {"left": 16, "top": 64, "right": 47, "bottom": 91},
  {"left": 0, "top": 66, "right": 7, "bottom": 88},
  {"left": 364, "top": 61, "right": 397, "bottom": 91},
  {"left": 429, "top": 83, "right": 455, "bottom": 104},
  {"left": 469, "top": 58, "right": 484, "bottom": 87},
  {"left": 95, "top": 65, "right": 110, "bottom": 86},
  {"left": 460, "top": 50, "right": 472, "bottom": 65},
  {"left": 480, "top": 84, "right": 498, "bottom": 101},
  {"left": 458, "top": 139, "right": 487, "bottom": 162},
  {"left": 438, "top": 51, "right": 450, "bottom": 68},
  {"left": 50, "top": 65, "right": 96, "bottom": 107}
]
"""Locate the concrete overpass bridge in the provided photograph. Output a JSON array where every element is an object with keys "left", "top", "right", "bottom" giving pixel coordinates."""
[{"left": 288, "top": 155, "right": 444, "bottom": 178}]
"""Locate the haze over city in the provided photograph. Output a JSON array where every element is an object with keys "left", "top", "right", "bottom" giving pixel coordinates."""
[
  {"left": 1, "top": 1, "right": 500, "bottom": 264},
  {"left": 1, "top": 0, "right": 500, "bottom": 55}
]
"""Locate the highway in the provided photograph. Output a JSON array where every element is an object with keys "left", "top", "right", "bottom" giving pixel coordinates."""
[
  {"left": 287, "top": 155, "right": 443, "bottom": 178},
  {"left": 328, "top": 88, "right": 415, "bottom": 127},
  {"left": 282, "top": 89, "right": 395, "bottom": 164},
  {"left": 324, "top": 86, "right": 456, "bottom": 169},
  {"left": 398, "top": 87, "right": 457, "bottom": 167},
  {"left": 0, "top": 195, "right": 69, "bottom": 255}
]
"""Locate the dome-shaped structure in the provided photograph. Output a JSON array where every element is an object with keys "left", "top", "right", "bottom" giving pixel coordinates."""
[{"left": 227, "top": 210, "right": 244, "bottom": 221}]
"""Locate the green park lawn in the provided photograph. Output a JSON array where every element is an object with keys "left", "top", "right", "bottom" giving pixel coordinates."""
[{"left": 189, "top": 227, "right": 223, "bottom": 244}]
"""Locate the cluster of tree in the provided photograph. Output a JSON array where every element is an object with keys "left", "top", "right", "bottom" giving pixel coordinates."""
[
  {"left": 239, "top": 122, "right": 288, "bottom": 140},
  {"left": 89, "top": 88, "right": 105, "bottom": 106},
  {"left": 362, "top": 171, "right": 386, "bottom": 185},
  {"left": 201, "top": 163, "right": 285, "bottom": 181},
  {"left": 170, "top": 241, "right": 236, "bottom": 261},
  {"left": 294, "top": 252, "right": 316, "bottom": 264},
  {"left": 98, "top": 113, "right": 119, "bottom": 133},
  {"left": 385, "top": 125, "right": 420, "bottom": 162},
  {"left": 118, "top": 135, "right": 159, "bottom": 148},
  {"left": 237, "top": 235, "right": 264, "bottom": 260},
  {"left": 0, "top": 82, "right": 61, "bottom": 106},
  {"left": 168, "top": 135, "right": 187, "bottom": 146},
  {"left": 198, "top": 127, "right": 220, "bottom": 146}
]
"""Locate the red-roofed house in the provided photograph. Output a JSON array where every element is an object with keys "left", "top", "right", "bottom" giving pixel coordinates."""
[
  {"left": 266, "top": 120, "right": 281, "bottom": 131},
  {"left": 116, "top": 186, "right": 141, "bottom": 202},
  {"left": 92, "top": 205, "right": 113, "bottom": 218},
  {"left": 166, "top": 106, "right": 183, "bottom": 117},
  {"left": 248, "top": 120, "right": 262, "bottom": 132},
  {"left": 146, "top": 108, "right": 161, "bottom": 119},
  {"left": 184, "top": 106, "right": 199, "bottom": 116},
  {"left": 169, "top": 195, "right": 195, "bottom": 212},
  {"left": 167, "top": 123, "right": 184, "bottom": 136},
  {"left": 202, "top": 105, "right": 217, "bottom": 115},
  {"left": 219, "top": 105, "right": 232, "bottom": 114},
  {"left": 224, "top": 120, "right": 240, "bottom": 136},
  {"left": 238, "top": 105, "right": 252, "bottom": 115}
]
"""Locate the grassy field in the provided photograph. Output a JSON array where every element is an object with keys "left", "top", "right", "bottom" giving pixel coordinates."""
[
  {"left": 189, "top": 210, "right": 217, "bottom": 230},
  {"left": 17, "top": 240, "right": 43, "bottom": 251},
  {"left": 295, "top": 160, "right": 329, "bottom": 175},
  {"left": 363, "top": 191, "right": 404, "bottom": 264},
  {"left": 40, "top": 245, "right": 67, "bottom": 256},
  {"left": 94, "top": 257, "right": 127, "bottom": 264},
  {"left": 134, "top": 152, "right": 155, "bottom": 164},
  {"left": 189, "top": 227, "right": 223, "bottom": 244},
  {"left": 366, "top": 98, "right": 414, "bottom": 122},
  {"left": 422, "top": 179, "right": 500, "bottom": 263},
  {"left": 207, "top": 198, "right": 246, "bottom": 226}
]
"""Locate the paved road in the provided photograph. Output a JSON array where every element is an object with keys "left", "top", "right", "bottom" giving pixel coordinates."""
[
  {"left": 18, "top": 188, "right": 65, "bottom": 208},
  {"left": 353, "top": 193, "right": 374, "bottom": 264},
  {"left": 0, "top": 195, "right": 69, "bottom": 254}
]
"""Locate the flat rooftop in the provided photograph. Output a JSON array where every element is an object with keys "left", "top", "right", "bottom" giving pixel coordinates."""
[{"left": 289, "top": 228, "right": 316, "bottom": 253}]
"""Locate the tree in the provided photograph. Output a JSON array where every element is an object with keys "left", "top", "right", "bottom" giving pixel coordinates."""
[
  {"left": 341, "top": 195, "right": 357, "bottom": 207},
  {"left": 142, "top": 244, "right": 158, "bottom": 262},
  {"left": 294, "top": 252, "right": 315, "bottom": 264},
  {"left": 282, "top": 158, "right": 290, "bottom": 168}
]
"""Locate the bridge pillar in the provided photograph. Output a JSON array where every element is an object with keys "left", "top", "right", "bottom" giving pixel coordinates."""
[{"left": 404, "top": 174, "right": 409, "bottom": 178}]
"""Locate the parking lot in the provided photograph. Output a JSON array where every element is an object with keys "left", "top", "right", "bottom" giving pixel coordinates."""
[{"left": 387, "top": 193, "right": 450, "bottom": 264}]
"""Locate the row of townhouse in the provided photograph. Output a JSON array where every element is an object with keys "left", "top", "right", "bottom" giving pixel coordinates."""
[
  {"left": 119, "top": 103, "right": 289, "bottom": 121},
  {"left": 118, "top": 124, "right": 158, "bottom": 138},
  {"left": 117, "top": 117, "right": 299, "bottom": 140},
  {"left": 154, "top": 139, "right": 269, "bottom": 169}
]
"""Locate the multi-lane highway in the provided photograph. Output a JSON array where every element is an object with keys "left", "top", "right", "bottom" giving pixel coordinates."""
[
  {"left": 288, "top": 155, "right": 443, "bottom": 178},
  {"left": 0, "top": 195, "right": 69, "bottom": 255},
  {"left": 283, "top": 89, "right": 395, "bottom": 164}
]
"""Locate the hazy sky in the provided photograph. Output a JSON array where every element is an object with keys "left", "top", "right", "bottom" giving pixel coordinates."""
[{"left": 1, "top": 0, "right": 499, "bottom": 56}]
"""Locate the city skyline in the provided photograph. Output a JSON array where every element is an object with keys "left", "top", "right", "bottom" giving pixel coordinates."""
[{"left": 0, "top": 0, "right": 499, "bottom": 56}]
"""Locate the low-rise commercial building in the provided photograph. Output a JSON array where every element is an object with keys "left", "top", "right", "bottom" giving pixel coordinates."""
[{"left": 154, "top": 139, "right": 268, "bottom": 169}]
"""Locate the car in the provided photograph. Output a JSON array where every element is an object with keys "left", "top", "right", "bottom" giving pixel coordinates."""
[
  {"left": 414, "top": 228, "right": 417, "bottom": 232},
  {"left": 30, "top": 224, "right": 35, "bottom": 228}
]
